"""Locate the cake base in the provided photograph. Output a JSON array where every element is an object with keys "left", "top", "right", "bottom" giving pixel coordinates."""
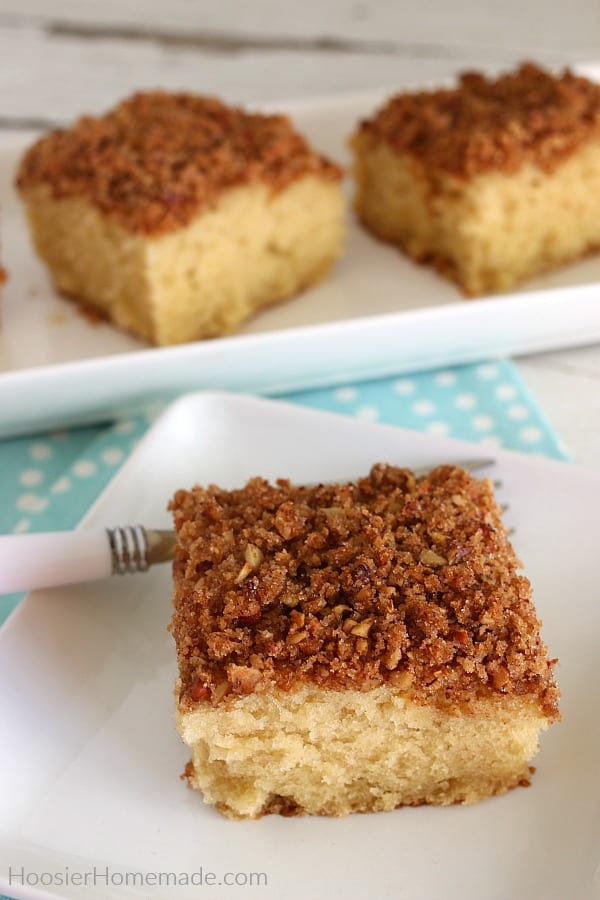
[
  {"left": 20, "top": 175, "right": 344, "bottom": 345},
  {"left": 352, "top": 135, "right": 600, "bottom": 295},
  {"left": 178, "top": 683, "right": 548, "bottom": 819}
]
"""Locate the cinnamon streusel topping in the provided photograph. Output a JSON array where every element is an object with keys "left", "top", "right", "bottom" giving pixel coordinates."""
[
  {"left": 17, "top": 92, "right": 342, "bottom": 235},
  {"left": 170, "top": 464, "right": 559, "bottom": 717},
  {"left": 358, "top": 62, "right": 600, "bottom": 179}
]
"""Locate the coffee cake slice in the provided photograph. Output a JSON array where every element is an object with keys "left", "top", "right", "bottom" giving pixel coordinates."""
[
  {"left": 169, "top": 464, "right": 559, "bottom": 819},
  {"left": 352, "top": 63, "right": 600, "bottom": 295},
  {"left": 17, "top": 92, "right": 344, "bottom": 345}
]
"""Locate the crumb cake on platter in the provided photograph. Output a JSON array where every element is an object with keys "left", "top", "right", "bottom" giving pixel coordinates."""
[
  {"left": 169, "top": 464, "right": 559, "bottom": 819},
  {"left": 352, "top": 63, "right": 600, "bottom": 295},
  {"left": 16, "top": 92, "right": 345, "bottom": 345}
]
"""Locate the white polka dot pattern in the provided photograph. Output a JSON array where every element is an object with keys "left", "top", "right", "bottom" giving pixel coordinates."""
[
  {"left": 356, "top": 406, "right": 379, "bottom": 422},
  {"left": 289, "top": 359, "right": 566, "bottom": 470},
  {"left": 520, "top": 426, "right": 542, "bottom": 443},
  {"left": 495, "top": 384, "right": 516, "bottom": 400},
  {"left": 16, "top": 493, "right": 48, "bottom": 513},
  {"left": 508, "top": 405, "right": 530, "bottom": 420},
  {"left": 13, "top": 518, "right": 31, "bottom": 534},
  {"left": 393, "top": 379, "right": 415, "bottom": 395},
  {"left": 412, "top": 400, "right": 435, "bottom": 416},
  {"left": 434, "top": 371, "right": 456, "bottom": 387},
  {"left": 73, "top": 460, "right": 98, "bottom": 478},
  {"left": 455, "top": 394, "right": 477, "bottom": 410},
  {"left": 30, "top": 442, "right": 52, "bottom": 461},
  {"left": 102, "top": 448, "right": 124, "bottom": 465},
  {"left": 476, "top": 364, "right": 499, "bottom": 379},
  {"left": 472, "top": 415, "right": 494, "bottom": 431},
  {"left": 19, "top": 469, "right": 43, "bottom": 487},
  {"left": 334, "top": 387, "right": 357, "bottom": 403},
  {"left": 51, "top": 476, "right": 71, "bottom": 494},
  {"left": 426, "top": 422, "right": 450, "bottom": 437}
]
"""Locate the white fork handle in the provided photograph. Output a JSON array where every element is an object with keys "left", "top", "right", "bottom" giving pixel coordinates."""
[{"left": 0, "top": 531, "right": 112, "bottom": 594}]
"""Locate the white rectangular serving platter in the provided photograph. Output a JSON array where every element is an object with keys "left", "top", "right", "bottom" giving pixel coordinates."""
[
  {"left": 0, "top": 392, "right": 598, "bottom": 900},
  {"left": 2, "top": 64, "right": 600, "bottom": 437}
]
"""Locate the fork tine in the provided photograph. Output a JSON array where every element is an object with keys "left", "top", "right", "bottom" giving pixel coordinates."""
[
  {"left": 457, "top": 458, "right": 496, "bottom": 473},
  {"left": 413, "top": 457, "right": 495, "bottom": 477}
]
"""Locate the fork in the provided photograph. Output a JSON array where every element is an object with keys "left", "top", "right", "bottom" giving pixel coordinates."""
[{"left": 0, "top": 459, "right": 497, "bottom": 595}]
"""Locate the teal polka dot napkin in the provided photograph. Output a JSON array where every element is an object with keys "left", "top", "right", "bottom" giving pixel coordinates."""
[
  {"left": 0, "top": 359, "right": 568, "bottom": 627},
  {"left": 286, "top": 361, "right": 565, "bottom": 455}
]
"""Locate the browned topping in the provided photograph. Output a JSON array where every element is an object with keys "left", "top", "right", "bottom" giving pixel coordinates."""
[
  {"left": 0, "top": 232, "right": 6, "bottom": 286},
  {"left": 17, "top": 91, "right": 342, "bottom": 235},
  {"left": 181, "top": 760, "right": 195, "bottom": 783},
  {"left": 358, "top": 62, "right": 600, "bottom": 178},
  {"left": 169, "top": 464, "right": 559, "bottom": 718}
]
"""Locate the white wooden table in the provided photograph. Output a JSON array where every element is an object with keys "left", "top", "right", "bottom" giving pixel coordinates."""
[{"left": 1, "top": 0, "right": 599, "bottom": 466}]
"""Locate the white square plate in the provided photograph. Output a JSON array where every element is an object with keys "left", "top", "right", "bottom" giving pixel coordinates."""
[
  {"left": 3, "top": 63, "right": 600, "bottom": 436},
  {"left": 0, "top": 392, "right": 598, "bottom": 900}
]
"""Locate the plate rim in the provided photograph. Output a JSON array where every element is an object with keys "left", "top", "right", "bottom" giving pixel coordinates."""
[
  {"left": 0, "top": 390, "right": 597, "bottom": 900},
  {"left": 4, "top": 74, "right": 600, "bottom": 435}
]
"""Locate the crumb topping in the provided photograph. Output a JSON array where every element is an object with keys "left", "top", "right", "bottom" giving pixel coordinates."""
[
  {"left": 169, "top": 465, "right": 559, "bottom": 717},
  {"left": 0, "top": 231, "right": 6, "bottom": 285},
  {"left": 16, "top": 91, "right": 342, "bottom": 235},
  {"left": 357, "top": 62, "right": 600, "bottom": 178}
]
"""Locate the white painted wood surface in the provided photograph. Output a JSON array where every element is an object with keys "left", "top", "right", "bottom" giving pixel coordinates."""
[{"left": 0, "top": 0, "right": 598, "bottom": 466}]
